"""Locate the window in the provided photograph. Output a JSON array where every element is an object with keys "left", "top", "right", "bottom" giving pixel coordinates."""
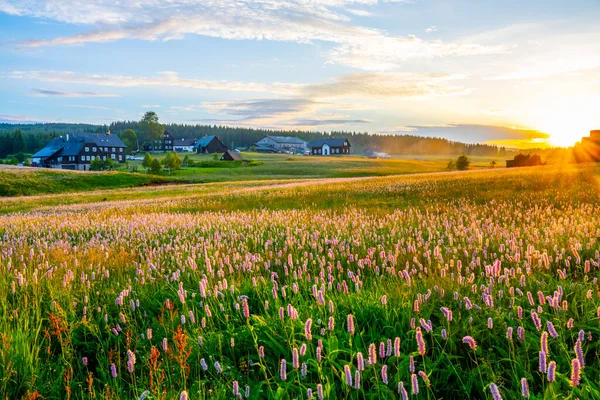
[
  {"left": 85, "top": 147, "right": 89, "bottom": 152},
  {"left": 92, "top": 147, "right": 97, "bottom": 152},
  {"left": 111, "top": 154, "right": 116, "bottom": 159},
  {"left": 81, "top": 156, "right": 85, "bottom": 161},
  {"left": 119, "top": 148, "right": 123, "bottom": 152},
  {"left": 112, "top": 147, "right": 115, "bottom": 152},
  {"left": 118, "top": 155, "right": 122, "bottom": 161},
  {"left": 103, "top": 156, "right": 107, "bottom": 161}
]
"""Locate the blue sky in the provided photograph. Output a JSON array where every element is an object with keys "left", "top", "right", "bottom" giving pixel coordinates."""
[{"left": 1, "top": 0, "right": 599, "bottom": 147}]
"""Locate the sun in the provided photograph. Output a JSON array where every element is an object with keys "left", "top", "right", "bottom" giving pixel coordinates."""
[{"left": 530, "top": 98, "right": 597, "bottom": 148}]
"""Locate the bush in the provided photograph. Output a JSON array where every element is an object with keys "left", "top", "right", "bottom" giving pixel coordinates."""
[
  {"left": 150, "top": 158, "right": 162, "bottom": 174},
  {"left": 456, "top": 155, "right": 470, "bottom": 171}
]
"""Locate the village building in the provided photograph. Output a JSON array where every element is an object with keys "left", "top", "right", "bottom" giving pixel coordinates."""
[
  {"left": 308, "top": 138, "right": 351, "bottom": 156},
  {"left": 173, "top": 138, "right": 198, "bottom": 152},
  {"left": 194, "top": 135, "right": 228, "bottom": 154},
  {"left": 31, "top": 132, "right": 127, "bottom": 170},
  {"left": 142, "top": 131, "right": 173, "bottom": 152},
  {"left": 253, "top": 136, "right": 307, "bottom": 154},
  {"left": 220, "top": 150, "right": 243, "bottom": 161}
]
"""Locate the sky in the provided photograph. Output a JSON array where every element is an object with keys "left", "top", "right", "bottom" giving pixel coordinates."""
[{"left": 1, "top": 0, "right": 599, "bottom": 148}]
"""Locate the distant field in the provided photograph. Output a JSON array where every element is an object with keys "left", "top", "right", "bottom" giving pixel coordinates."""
[
  {"left": 0, "top": 153, "right": 509, "bottom": 198},
  {"left": 1, "top": 164, "right": 600, "bottom": 399},
  {"left": 0, "top": 166, "right": 170, "bottom": 197}
]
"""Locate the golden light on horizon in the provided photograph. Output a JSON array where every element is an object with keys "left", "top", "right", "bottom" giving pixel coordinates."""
[{"left": 528, "top": 96, "right": 597, "bottom": 148}]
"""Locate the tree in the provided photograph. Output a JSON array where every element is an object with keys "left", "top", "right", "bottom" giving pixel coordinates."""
[
  {"left": 140, "top": 111, "right": 165, "bottom": 144},
  {"left": 142, "top": 153, "right": 153, "bottom": 173},
  {"left": 446, "top": 160, "right": 455, "bottom": 171},
  {"left": 24, "top": 159, "right": 31, "bottom": 167},
  {"left": 182, "top": 155, "right": 190, "bottom": 168},
  {"left": 120, "top": 129, "right": 138, "bottom": 154},
  {"left": 12, "top": 129, "right": 25, "bottom": 154},
  {"left": 456, "top": 155, "right": 470, "bottom": 171},
  {"left": 150, "top": 158, "right": 162, "bottom": 174},
  {"left": 490, "top": 160, "right": 497, "bottom": 169},
  {"left": 161, "top": 152, "right": 182, "bottom": 175}
]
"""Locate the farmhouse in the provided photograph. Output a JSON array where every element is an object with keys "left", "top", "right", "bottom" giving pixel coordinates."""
[
  {"left": 194, "top": 135, "right": 228, "bottom": 154},
  {"left": 221, "top": 150, "right": 243, "bottom": 161},
  {"left": 308, "top": 138, "right": 351, "bottom": 156},
  {"left": 31, "top": 132, "right": 127, "bottom": 171},
  {"left": 573, "top": 130, "right": 600, "bottom": 162},
  {"left": 254, "top": 136, "right": 307, "bottom": 154},
  {"left": 142, "top": 131, "right": 173, "bottom": 152},
  {"left": 173, "top": 138, "right": 198, "bottom": 152}
]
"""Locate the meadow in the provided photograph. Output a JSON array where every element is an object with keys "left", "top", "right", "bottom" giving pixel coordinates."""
[{"left": 1, "top": 164, "right": 600, "bottom": 399}]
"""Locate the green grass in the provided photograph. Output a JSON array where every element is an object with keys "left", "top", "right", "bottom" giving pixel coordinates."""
[{"left": 0, "top": 167, "right": 173, "bottom": 197}]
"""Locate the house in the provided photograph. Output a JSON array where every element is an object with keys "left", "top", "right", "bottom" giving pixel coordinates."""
[
  {"left": 221, "top": 150, "right": 243, "bottom": 161},
  {"left": 253, "top": 144, "right": 284, "bottom": 154},
  {"left": 254, "top": 136, "right": 307, "bottom": 154},
  {"left": 142, "top": 131, "right": 173, "bottom": 152},
  {"left": 573, "top": 130, "right": 600, "bottom": 162},
  {"left": 31, "top": 132, "right": 127, "bottom": 171},
  {"left": 173, "top": 138, "right": 198, "bottom": 152},
  {"left": 506, "top": 154, "right": 543, "bottom": 168},
  {"left": 194, "top": 135, "right": 228, "bottom": 154},
  {"left": 308, "top": 138, "right": 351, "bottom": 156}
]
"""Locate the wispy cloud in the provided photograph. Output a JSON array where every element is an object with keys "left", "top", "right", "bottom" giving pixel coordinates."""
[
  {"left": 30, "top": 88, "right": 119, "bottom": 97},
  {"left": 425, "top": 25, "right": 437, "bottom": 33},
  {"left": 0, "top": 114, "right": 43, "bottom": 123},
  {"left": 3, "top": 0, "right": 513, "bottom": 71}
]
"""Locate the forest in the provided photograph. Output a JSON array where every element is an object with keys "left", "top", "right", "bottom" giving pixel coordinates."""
[{"left": 0, "top": 120, "right": 553, "bottom": 159}]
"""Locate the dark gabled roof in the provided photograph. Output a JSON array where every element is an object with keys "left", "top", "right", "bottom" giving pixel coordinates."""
[
  {"left": 174, "top": 138, "right": 198, "bottom": 146},
  {"left": 254, "top": 144, "right": 284, "bottom": 153},
  {"left": 261, "top": 135, "right": 306, "bottom": 144},
  {"left": 308, "top": 137, "right": 350, "bottom": 148},
  {"left": 222, "top": 150, "right": 243, "bottom": 160},
  {"left": 195, "top": 135, "right": 217, "bottom": 148},
  {"left": 32, "top": 133, "right": 126, "bottom": 159}
]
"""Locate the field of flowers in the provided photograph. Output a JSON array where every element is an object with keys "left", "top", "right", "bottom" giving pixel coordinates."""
[{"left": 1, "top": 165, "right": 600, "bottom": 399}]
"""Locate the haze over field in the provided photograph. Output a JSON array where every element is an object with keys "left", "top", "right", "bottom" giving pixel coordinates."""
[{"left": 1, "top": 0, "right": 599, "bottom": 148}]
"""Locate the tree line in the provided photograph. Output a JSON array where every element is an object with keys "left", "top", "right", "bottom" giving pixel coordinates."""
[{"left": 1, "top": 114, "right": 567, "bottom": 159}]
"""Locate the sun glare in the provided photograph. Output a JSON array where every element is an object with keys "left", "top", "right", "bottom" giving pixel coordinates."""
[{"left": 530, "top": 97, "right": 597, "bottom": 147}]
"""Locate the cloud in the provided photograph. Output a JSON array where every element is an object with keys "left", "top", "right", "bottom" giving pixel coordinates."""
[
  {"left": 3, "top": 0, "right": 513, "bottom": 71},
  {"left": 8, "top": 71, "right": 300, "bottom": 95},
  {"left": 281, "top": 117, "right": 371, "bottom": 126},
  {"left": 346, "top": 9, "right": 374, "bottom": 17},
  {"left": 425, "top": 25, "right": 437, "bottom": 33},
  {"left": 0, "top": 114, "right": 43, "bottom": 123},
  {"left": 30, "top": 88, "right": 119, "bottom": 97},
  {"left": 383, "top": 124, "right": 550, "bottom": 144}
]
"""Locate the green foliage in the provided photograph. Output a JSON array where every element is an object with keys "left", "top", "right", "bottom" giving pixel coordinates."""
[
  {"left": 139, "top": 111, "right": 165, "bottom": 142},
  {"left": 161, "top": 152, "right": 182, "bottom": 175},
  {"left": 446, "top": 160, "right": 455, "bottom": 171},
  {"left": 90, "top": 156, "right": 118, "bottom": 171},
  {"left": 142, "top": 153, "right": 153, "bottom": 172},
  {"left": 456, "top": 154, "right": 470, "bottom": 170},
  {"left": 120, "top": 129, "right": 138, "bottom": 154},
  {"left": 150, "top": 158, "right": 162, "bottom": 173}
]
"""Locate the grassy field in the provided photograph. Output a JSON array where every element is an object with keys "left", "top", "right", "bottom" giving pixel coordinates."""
[
  {"left": 1, "top": 153, "right": 507, "bottom": 198},
  {"left": 0, "top": 166, "right": 170, "bottom": 197},
  {"left": 2, "top": 164, "right": 599, "bottom": 399}
]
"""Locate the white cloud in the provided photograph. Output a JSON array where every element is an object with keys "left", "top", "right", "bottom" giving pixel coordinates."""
[
  {"left": 3, "top": 0, "right": 513, "bottom": 71},
  {"left": 30, "top": 88, "right": 119, "bottom": 97},
  {"left": 425, "top": 25, "right": 437, "bottom": 33}
]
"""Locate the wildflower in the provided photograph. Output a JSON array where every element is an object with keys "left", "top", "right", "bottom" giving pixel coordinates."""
[
  {"left": 489, "top": 383, "right": 502, "bottom": 400},
  {"left": 381, "top": 364, "right": 389, "bottom": 384},
  {"left": 416, "top": 327, "right": 426, "bottom": 356},
  {"left": 540, "top": 331, "right": 548, "bottom": 354},
  {"left": 317, "top": 384, "right": 324, "bottom": 400},
  {"left": 82, "top": 357, "right": 88, "bottom": 366},
  {"left": 379, "top": 342, "right": 385, "bottom": 359},
  {"left": 280, "top": 359, "right": 287, "bottom": 381},
  {"left": 570, "top": 358, "right": 581, "bottom": 386},
  {"left": 575, "top": 339, "right": 584, "bottom": 368},
  {"left": 354, "top": 370, "right": 361, "bottom": 389},
  {"left": 547, "top": 361, "right": 556, "bottom": 382},
  {"left": 547, "top": 321, "right": 558, "bottom": 338},
  {"left": 200, "top": 358, "right": 208, "bottom": 371},
  {"left": 357, "top": 352, "right": 364, "bottom": 371},
  {"left": 409, "top": 356, "right": 415, "bottom": 373},
  {"left": 344, "top": 364, "right": 352, "bottom": 386},
  {"left": 399, "top": 381, "right": 408, "bottom": 400},
  {"left": 347, "top": 314, "right": 355, "bottom": 335},
  {"left": 242, "top": 297, "right": 250, "bottom": 318},
  {"left": 441, "top": 329, "right": 447, "bottom": 340},
  {"left": 110, "top": 363, "right": 117, "bottom": 378},
  {"left": 305, "top": 318, "right": 313, "bottom": 341},
  {"left": 539, "top": 351, "right": 547, "bottom": 373},
  {"left": 179, "top": 391, "right": 188, "bottom": 400},
  {"left": 462, "top": 336, "right": 477, "bottom": 350},
  {"left": 328, "top": 316, "right": 334, "bottom": 331},
  {"left": 394, "top": 337, "right": 401, "bottom": 356},
  {"left": 521, "top": 378, "right": 529, "bottom": 398},
  {"left": 506, "top": 327, "right": 513, "bottom": 340},
  {"left": 300, "top": 343, "right": 307, "bottom": 356},
  {"left": 214, "top": 361, "right": 223, "bottom": 373},
  {"left": 381, "top": 295, "right": 387, "bottom": 305},
  {"left": 233, "top": 380, "right": 239, "bottom": 396},
  {"left": 258, "top": 346, "right": 265, "bottom": 358},
  {"left": 368, "top": 343, "right": 377, "bottom": 365},
  {"left": 292, "top": 348, "right": 299, "bottom": 369},
  {"left": 411, "top": 373, "right": 419, "bottom": 394}
]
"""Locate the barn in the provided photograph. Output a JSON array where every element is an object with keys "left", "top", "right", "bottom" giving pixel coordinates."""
[
  {"left": 221, "top": 150, "right": 243, "bottom": 161},
  {"left": 194, "top": 135, "right": 228, "bottom": 154}
]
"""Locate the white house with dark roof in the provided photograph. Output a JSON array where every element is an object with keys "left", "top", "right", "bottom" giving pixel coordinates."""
[
  {"left": 254, "top": 136, "right": 307, "bottom": 154},
  {"left": 308, "top": 138, "right": 351, "bottom": 156},
  {"left": 31, "top": 133, "right": 127, "bottom": 170}
]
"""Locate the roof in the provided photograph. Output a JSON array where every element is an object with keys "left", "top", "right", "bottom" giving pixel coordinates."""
[
  {"left": 195, "top": 135, "right": 217, "bottom": 148},
  {"left": 32, "top": 133, "right": 126, "bottom": 159},
  {"left": 174, "top": 138, "right": 198, "bottom": 146},
  {"left": 261, "top": 135, "right": 306, "bottom": 145},
  {"left": 308, "top": 137, "right": 350, "bottom": 148},
  {"left": 222, "top": 150, "right": 243, "bottom": 160}
]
